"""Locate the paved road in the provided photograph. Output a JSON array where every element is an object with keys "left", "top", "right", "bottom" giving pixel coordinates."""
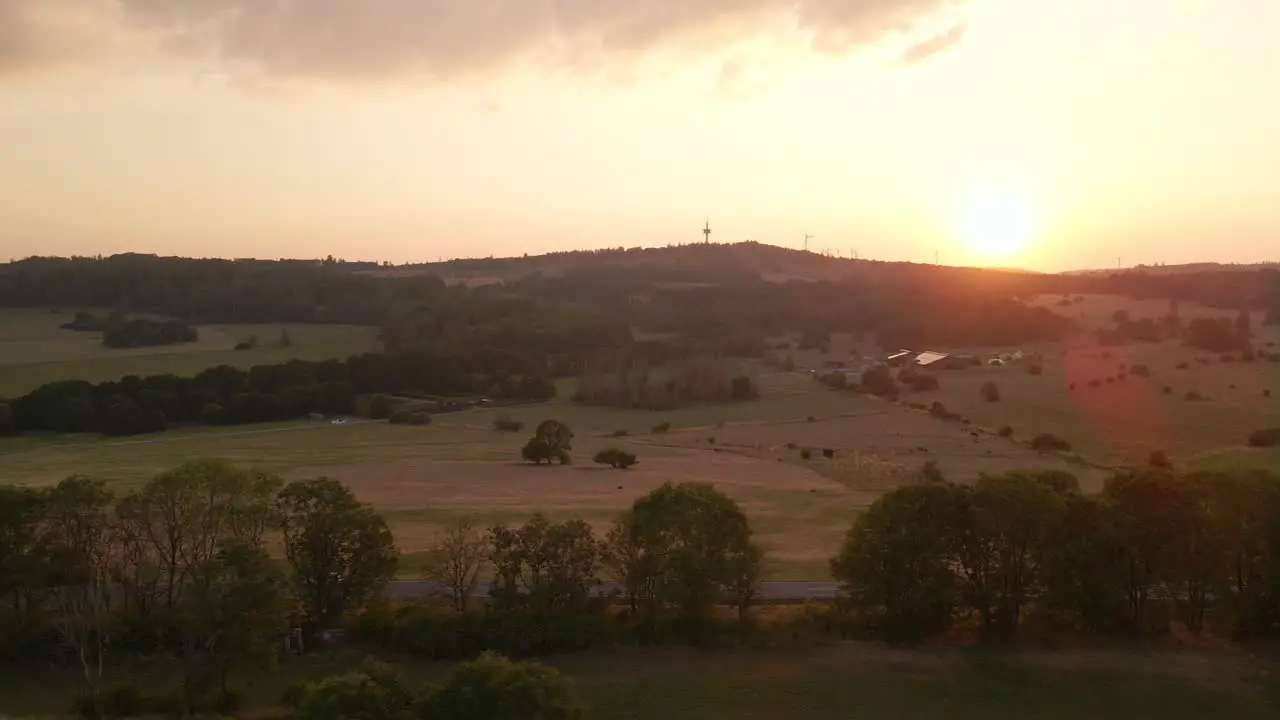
[{"left": 388, "top": 579, "right": 840, "bottom": 602}]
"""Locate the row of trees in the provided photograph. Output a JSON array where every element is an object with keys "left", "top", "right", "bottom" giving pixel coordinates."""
[
  {"left": 833, "top": 467, "right": 1280, "bottom": 641},
  {"left": 1, "top": 348, "right": 556, "bottom": 437},
  {"left": 0, "top": 462, "right": 397, "bottom": 716}
]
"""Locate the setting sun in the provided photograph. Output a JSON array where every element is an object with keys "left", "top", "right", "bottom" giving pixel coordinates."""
[{"left": 956, "top": 186, "right": 1038, "bottom": 262}]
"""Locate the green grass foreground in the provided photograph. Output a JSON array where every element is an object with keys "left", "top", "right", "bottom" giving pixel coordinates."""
[{"left": 1, "top": 645, "right": 1276, "bottom": 718}]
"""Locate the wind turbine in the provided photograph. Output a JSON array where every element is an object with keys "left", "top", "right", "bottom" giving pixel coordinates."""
[{"left": 803, "top": 231, "right": 815, "bottom": 252}]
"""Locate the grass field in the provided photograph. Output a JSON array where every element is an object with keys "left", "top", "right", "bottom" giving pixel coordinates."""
[
  {"left": 0, "top": 644, "right": 1275, "bottom": 718},
  {"left": 0, "top": 308, "right": 381, "bottom": 397}
]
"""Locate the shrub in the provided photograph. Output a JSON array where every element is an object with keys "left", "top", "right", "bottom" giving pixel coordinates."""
[
  {"left": 909, "top": 374, "right": 940, "bottom": 392},
  {"left": 1175, "top": 362, "right": 1189, "bottom": 370},
  {"left": 1028, "top": 363, "right": 1044, "bottom": 376},
  {"left": 1265, "top": 389, "right": 1272, "bottom": 398},
  {"left": 594, "top": 447, "right": 638, "bottom": 469},
  {"left": 1247, "top": 428, "right": 1280, "bottom": 448},
  {"left": 998, "top": 425, "right": 1014, "bottom": 438},
  {"left": 651, "top": 421, "right": 672, "bottom": 434},
  {"left": 920, "top": 460, "right": 945, "bottom": 483},
  {"left": 419, "top": 652, "right": 586, "bottom": 720},
  {"left": 494, "top": 416, "right": 525, "bottom": 432},
  {"left": 799, "top": 448, "right": 813, "bottom": 460},
  {"left": 1163, "top": 385, "right": 1173, "bottom": 395},
  {"left": 980, "top": 381, "right": 1001, "bottom": 403},
  {"left": 1130, "top": 364, "right": 1151, "bottom": 377},
  {"left": 611, "top": 429, "right": 628, "bottom": 437},
  {"left": 367, "top": 394, "right": 397, "bottom": 420},
  {"left": 860, "top": 365, "right": 899, "bottom": 397},
  {"left": 1148, "top": 450, "right": 1172, "bottom": 468},
  {"left": 1031, "top": 433, "right": 1072, "bottom": 453},
  {"left": 1185, "top": 391, "right": 1205, "bottom": 402},
  {"left": 389, "top": 409, "right": 432, "bottom": 426}
]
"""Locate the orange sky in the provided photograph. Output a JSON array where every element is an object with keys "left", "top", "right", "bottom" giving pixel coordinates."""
[{"left": 1, "top": 0, "right": 1277, "bottom": 270}]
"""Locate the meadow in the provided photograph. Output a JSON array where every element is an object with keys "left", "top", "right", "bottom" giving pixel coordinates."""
[
  {"left": 0, "top": 643, "right": 1275, "bottom": 718},
  {"left": 0, "top": 308, "right": 381, "bottom": 397},
  {"left": 3, "top": 294, "right": 1278, "bottom": 581}
]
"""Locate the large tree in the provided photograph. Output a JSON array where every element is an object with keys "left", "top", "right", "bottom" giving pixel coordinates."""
[
  {"left": 277, "top": 478, "right": 398, "bottom": 630},
  {"left": 608, "top": 482, "right": 762, "bottom": 622}
]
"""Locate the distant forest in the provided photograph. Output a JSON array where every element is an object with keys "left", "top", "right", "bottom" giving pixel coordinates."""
[{"left": 1, "top": 246, "right": 1278, "bottom": 436}]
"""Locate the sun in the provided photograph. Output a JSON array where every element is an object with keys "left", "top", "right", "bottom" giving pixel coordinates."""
[{"left": 955, "top": 186, "right": 1037, "bottom": 262}]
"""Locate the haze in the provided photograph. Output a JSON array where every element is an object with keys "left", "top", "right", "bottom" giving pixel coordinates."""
[{"left": 2, "top": 0, "right": 1278, "bottom": 271}]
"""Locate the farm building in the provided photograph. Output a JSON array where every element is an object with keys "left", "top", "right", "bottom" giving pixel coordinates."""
[
  {"left": 886, "top": 349, "right": 916, "bottom": 367},
  {"left": 914, "top": 350, "right": 950, "bottom": 368}
]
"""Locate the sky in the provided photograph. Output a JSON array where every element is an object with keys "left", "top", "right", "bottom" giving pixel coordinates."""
[{"left": 2, "top": 0, "right": 1278, "bottom": 271}]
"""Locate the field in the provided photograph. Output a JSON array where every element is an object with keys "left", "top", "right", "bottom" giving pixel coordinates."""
[
  {"left": 919, "top": 295, "right": 1280, "bottom": 466},
  {"left": 0, "top": 643, "right": 1276, "bottom": 718},
  {"left": 0, "top": 308, "right": 381, "bottom": 397},
  {"left": 3, "top": 293, "right": 1278, "bottom": 581},
  {"left": 1, "top": 367, "right": 1115, "bottom": 580}
]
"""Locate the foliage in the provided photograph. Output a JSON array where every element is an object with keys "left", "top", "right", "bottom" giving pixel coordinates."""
[
  {"left": 295, "top": 660, "right": 415, "bottom": 720},
  {"left": 607, "top": 482, "right": 763, "bottom": 624},
  {"left": 920, "top": 460, "right": 945, "bottom": 484},
  {"left": 859, "top": 365, "right": 898, "bottom": 397},
  {"left": 102, "top": 318, "right": 197, "bottom": 349},
  {"left": 493, "top": 416, "right": 525, "bottom": 432},
  {"left": 422, "top": 518, "right": 488, "bottom": 611},
  {"left": 1247, "top": 428, "right": 1280, "bottom": 448},
  {"left": 277, "top": 478, "right": 398, "bottom": 628},
  {"left": 998, "top": 425, "right": 1014, "bottom": 438},
  {"left": 830, "top": 484, "right": 961, "bottom": 642},
  {"left": 522, "top": 419, "right": 573, "bottom": 465},
  {"left": 980, "top": 381, "right": 1001, "bottom": 403},
  {"left": 1031, "top": 433, "right": 1072, "bottom": 453},
  {"left": 419, "top": 651, "right": 586, "bottom": 720},
  {"left": 389, "top": 409, "right": 433, "bottom": 426},
  {"left": 593, "top": 447, "right": 638, "bottom": 469},
  {"left": 488, "top": 514, "right": 601, "bottom": 614}
]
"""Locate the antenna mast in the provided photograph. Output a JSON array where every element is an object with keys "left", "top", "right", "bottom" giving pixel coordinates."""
[{"left": 703, "top": 218, "right": 712, "bottom": 245}]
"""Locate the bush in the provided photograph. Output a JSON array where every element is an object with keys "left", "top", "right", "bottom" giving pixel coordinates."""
[
  {"left": 998, "top": 425, "right": 1014, "bottom": 438},
  {"left": 908, "top": 374, "right": 940, "bottom": 392},
  {"left": 611, "top": 429, "right": 628, "bottom": 437},
  {"left": 419, "top": 652, "right": 586, "bottom": 720},
  {"left": 367, "top": 394, "right": 397, "bottom": 420},
  {"left": 651, "top": 421, "right": 672, "bottom": 434},
  {"left": 1148, "top": 450, "right": 1172, "bottom": 468},
  {"left": 1185, "top": 391, "right": 1206, "bottom": 402},
  {"left": 390, "top": 409, "right": 432, "bottom": 426},
  {"left": 1175, "top": 362, "right": 1189, "bottom": 370},
  {"left": 1247, "top": 428, "right": 1280, "bottom": 448},
  {"left": 494, "top": 416, "right": 525, "bottom": 432},
  {"left": 800, "top": 448, "right": 813, "bottom": 460},
  {"left": 1130, "top": 364, "right": 1151, "bottom": 377},
  {"left": 1028, "top": 363, "right": 1044, "bottom": 376},
  {"left": 1031, "top": 433, "right": 1072, "bottom": 453},
  {"left": 594, "top": 447, "right": 638, "bottom": 469},
  {"left": 860, "top": 365, "right": 899, "bottom": 397},
  {"left": 980, "top": 381, "right": 1001, "bottom": 403},
  {"left": 920, "top": 460, "right": 945, "bottom": 483}
]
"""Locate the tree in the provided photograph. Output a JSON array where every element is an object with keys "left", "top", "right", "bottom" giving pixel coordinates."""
[
  {"left": 419, "top": 651, "right": 586, "bottom": 720},
  {"left": 831, "top": 483, "right": 961, "bottom": 642},
  {"left": 488, "top": 514, "right": 599, "bottom": 613},
  {"left": 0, "top": 401, "right": 15, "bottom": 436},
  {"left": 424, "top": 517, "right": 488, "bottom": 611},
  {"left": 608, "top": 482, "right": 763, "bottom": 622},
  {"left": 41, "top": 476, "right": 116, "bottom": 717},
  {"left": 280, "top": 327, "right": 293, "bottom": 347},
  {"left": 1102, "top": 468, "right": 1185, "bottom": 633},
  {"left": 277, "top": 478, "right": 398, "bottom": 630},
  {"left": 951, "top": 473, "right": 1063, "bottom": 638},
  {"left": 980, "top": 381, "right": 1001, "bottom": 402},
  {"left": 593, "top": 447, "right": 638, "bottom": 469},
  {"left": 179, "top": 540, "right": 289, "bottom": 713},
  {"left": 521, "top": 419, "right": 573, "bottom": 465},
  {"left": 0, "top": 486, "right": 45, "bottom": 618}
]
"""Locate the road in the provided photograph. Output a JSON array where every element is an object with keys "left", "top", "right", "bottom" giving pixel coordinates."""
[{"left": 388, "top": 579, "right": 841, "bottom": 602}]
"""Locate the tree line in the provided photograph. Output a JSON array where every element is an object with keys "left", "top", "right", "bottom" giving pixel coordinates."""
[
  {"left": 6, "top": 458, "right": 1280, "bottom": 717},
  {"left": 0, "top": 348, "right": 556, "bottom": 437}
]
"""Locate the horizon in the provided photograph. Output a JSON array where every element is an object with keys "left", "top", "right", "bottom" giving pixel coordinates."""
[{"left": 3, "top": 1, "right": 1279, "bottom": 271}]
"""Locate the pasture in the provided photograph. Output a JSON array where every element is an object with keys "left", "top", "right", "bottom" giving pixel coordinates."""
[
  {"left": 0, "top": 643, "right": 1275, "bottom": 718},
  {"left": 0, "top": 372, "right": 1098, "bottom": 580},
  {"left": 0, "top": 308, "right": 380, "bottom": 398}
]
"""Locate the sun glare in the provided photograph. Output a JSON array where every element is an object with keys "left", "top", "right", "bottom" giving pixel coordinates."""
[{"left": 956, "top": 186, "right": 1037, "bottom": 263}]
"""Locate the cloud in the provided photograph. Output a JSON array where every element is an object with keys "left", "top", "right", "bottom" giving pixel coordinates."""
[
  {"left": 899, "top": 23, "right": 964, "bottom": 65},
  {"left": 3, "top": 1, "right": 965, "bottom": 83},
  {"left": 0, "top": 1, "right": 106, "bottom": 78}
]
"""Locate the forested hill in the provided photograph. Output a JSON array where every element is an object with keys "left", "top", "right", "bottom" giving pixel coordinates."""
[{"left": 2, "top": 246, "right": 1276, "bottom": 353}]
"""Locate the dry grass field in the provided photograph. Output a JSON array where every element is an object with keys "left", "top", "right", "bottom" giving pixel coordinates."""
[
  {"left": 0, "top": 308, "right": 381, "bottom": 398},
  {"left": 3, "top": 293, "right": 1277, "bottom": 582}
]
